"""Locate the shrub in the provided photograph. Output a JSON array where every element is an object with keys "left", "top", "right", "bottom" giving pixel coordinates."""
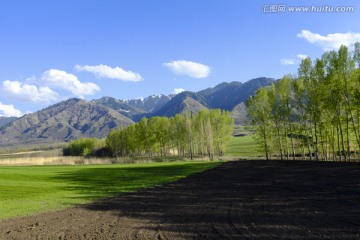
[{"left": 63, "top": 138, "right": 97, "bottom": 156}]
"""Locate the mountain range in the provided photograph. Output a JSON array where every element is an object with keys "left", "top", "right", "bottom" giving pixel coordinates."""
[{"left": 0, "top": 77, "right": 274, "bottom": 147}]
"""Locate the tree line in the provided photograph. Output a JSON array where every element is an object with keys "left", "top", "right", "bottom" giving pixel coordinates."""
[
  {"left": 247, "top": 43, "right": 360, "bottom": 161},
  {"left": 64, "top": 109, "right": 234, "bottom": 159}
]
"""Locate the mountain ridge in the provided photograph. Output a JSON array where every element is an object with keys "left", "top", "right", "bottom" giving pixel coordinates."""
[
  {"left": 0, "top": 77, "right": 274, "bottom": 147},
  {"left": 154, "top": 91, "right": 208, "bottom": 117},
  {"left": 197, "top": 77, "right": 274, "bottom": 110},
  {"left": 125, "top": 94, "right": 172, "bottom": 113},
  {"left": 0, "top": 98, "right": 134, "bottom": 147}
]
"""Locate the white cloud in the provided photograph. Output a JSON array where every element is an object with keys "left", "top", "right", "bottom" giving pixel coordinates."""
[
  {"left": 41, "top": 69, "right": 100, "bottom": 98},
  {"left": 297, "top": 30, "right": 360, "bottom": 51},
  {"left": 296, "top": 54, "right": 308, "bottom": 60},
  {"left": 0, "top": 102, "right": 22, "bottom": 117},
  {"left": 280, "top": 54, "right": 308, "bottom": 65},
  {"left": 163, "top": 60, "right": 210, "bottom": 78},
  {"left": 75, "top": 64, "right": 143, "bottom": 82},
  {"left": 280, "top": 59, "right": 297, "bottom": 65},
  {"left": 2, "top": 80, "right": 59, "bottom": 104},
  {"left": 173, "top": 88, "right": 185, "bottom": 94}
]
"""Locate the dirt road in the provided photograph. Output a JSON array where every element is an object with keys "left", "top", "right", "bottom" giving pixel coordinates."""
[{"left": 1, "top": 160, "right": 359, "bottom": 239}]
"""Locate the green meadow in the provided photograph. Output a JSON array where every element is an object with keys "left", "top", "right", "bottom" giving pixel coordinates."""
[
  {"left": 0, "top": 161, "right": 220, "bottom": 220},
  {"left": 0, "top": 135, "right": 262, "bottom": 220},
  {"left": 224, "top": 135, "right": 263, "bottom": 157}
]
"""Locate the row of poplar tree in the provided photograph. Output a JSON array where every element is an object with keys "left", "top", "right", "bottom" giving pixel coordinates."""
[
  {"left": 64, "top": 109, "right": 234, "bottom": 159},
  {"left": 106, "top": 109, "right": 234, "bottom": 159},
  {"left": 247, "top": 43, "right": 360, "bottom": 161}
]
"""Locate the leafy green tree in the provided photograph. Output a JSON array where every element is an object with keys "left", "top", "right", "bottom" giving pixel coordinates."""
[
  {"left": 170, "top": 114, "right": 187, "bottom": 156},
  {"left": 293, "top": 77, "right": 308, "bottom": 158},
  {"left": 149, "top": 116, "right": 170, "bottom": 156},
  {"left": 134, "top": 117, "right": 154, "bottom": 156},
  {"left": 185, "top": 112, "right": 194, "bottom": 159},
  {"left": 298, "top": 57, "right": 318, "bottom": 160},
  {"left": 248, "top": 43, "right": 360, "bottom": 161},
  {"left": 247, "top": 88, "right": 272, "bottom": 160},
  {"left": 106, "top": 127, "right": 124, "bottom": 157},
  {"left": 210, "top": 109, "right": 234, "bottom": 156}
]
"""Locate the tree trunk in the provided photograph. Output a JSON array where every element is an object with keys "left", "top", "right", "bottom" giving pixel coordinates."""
[
  {"left": 288, "top": 117, "right": 296, "bottom": 160},
  {"left": 263, "top": 125, "right": 269, "bottom": 160},
  {"left": 346, "top": 112, "right": 351, "bottom": 161},
  {"left": 306, "top": 122, "right": 313, "bottom": 161},
  {"left": 337, "top": 124, "right": 342, "bottom": 162},
  {"left": 338, "top": 109, "right": 347, "bottom": 162},
  {"left": 313, "top": 112, "right": 319, "bottom": 161},
  {"left": 275, "top": 121, "right": 283, "bottom": 160}
]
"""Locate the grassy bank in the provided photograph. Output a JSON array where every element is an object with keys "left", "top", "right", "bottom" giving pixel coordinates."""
[{"left": 0, "top": 161, "right": 221, "bottom": 220}]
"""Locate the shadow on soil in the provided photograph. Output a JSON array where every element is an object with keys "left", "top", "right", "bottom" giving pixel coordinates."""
[{"left": 59, "top": 161, "right": 360, "bottom": 239}]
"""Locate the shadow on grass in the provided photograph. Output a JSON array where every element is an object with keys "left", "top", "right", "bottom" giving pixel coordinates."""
[{"left": 53, "top": 162, "right": 221, "bottom": 201}]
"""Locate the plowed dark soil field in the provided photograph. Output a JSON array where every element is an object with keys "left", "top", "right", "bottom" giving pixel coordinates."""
[{"left": 1, "top": 160, "right": 360, "bottom": 239}]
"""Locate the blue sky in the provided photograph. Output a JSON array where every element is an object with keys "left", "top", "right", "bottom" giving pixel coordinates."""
[{"left": 1, "top": 0, "right": 360, "bottom": 116}]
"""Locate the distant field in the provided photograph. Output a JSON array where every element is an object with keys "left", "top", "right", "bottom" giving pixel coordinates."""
[
  {"left": 0, "top": 148, "right": 63, "bottom": 162},
  {"left": 233, "top": 125, "right": 254, "bottom": 136},
  {"left": 224, "top": 135, "right": 264, "bottom": 157},
  {"left": 0, "top": 161, "right": 221, "bottom": 220}
]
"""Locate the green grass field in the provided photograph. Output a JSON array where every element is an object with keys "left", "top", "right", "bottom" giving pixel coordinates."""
[
  {"left": 0, "top": 134, "right": 262, "bottom": 220},
  {"left": 0, "top": 161, "right": 221, "bottom": 220},
  {"left": 224, "top": 135, "right": 264, "bottom": 157}
]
